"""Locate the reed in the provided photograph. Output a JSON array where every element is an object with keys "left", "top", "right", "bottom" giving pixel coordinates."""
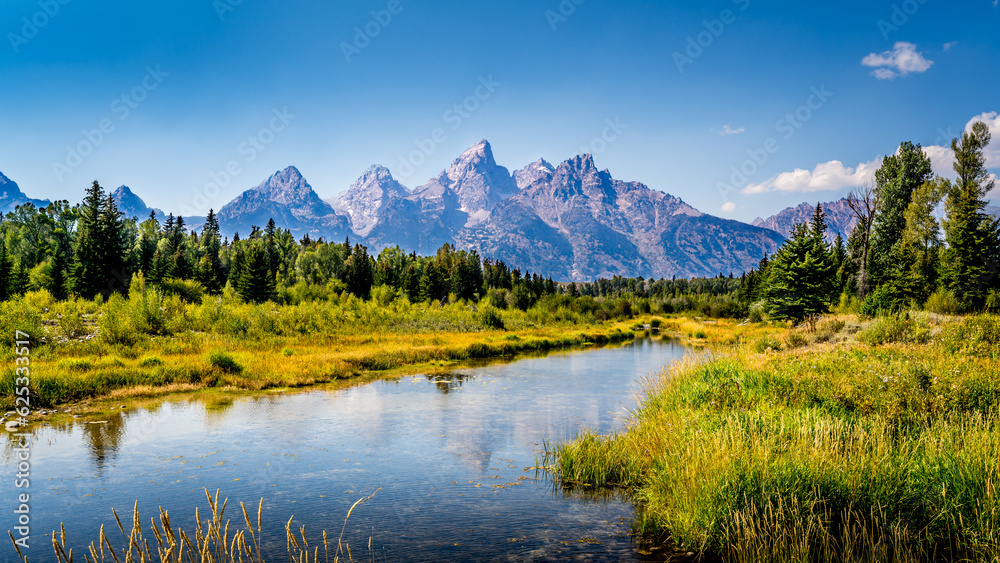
[{"left": 8, "top": 489, "right": 378, "bottom": 563}]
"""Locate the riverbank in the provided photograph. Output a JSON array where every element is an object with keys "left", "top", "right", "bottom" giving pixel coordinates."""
[
  {"left": 555, "top": 313, "right": 1000, "bottom": 562},
  {"left": 0, "top": 288, "right": 650, "bottom": 414}
]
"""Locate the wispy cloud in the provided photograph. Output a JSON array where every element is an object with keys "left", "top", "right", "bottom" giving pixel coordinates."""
[
  {"left": 943, "top": 41, "right": 958, "bottom": 51},
  {"left": 743, "top": 159, "right": 881, "bottom": 194},
  {"left": 721, "top": 201, "right": 737, "bottom": 213},
  {"left": 719, "top": 124, "right": 745, "bottom": 136},
  {"left": 862, "top": 41, "right": 933, "bottom": 79}
]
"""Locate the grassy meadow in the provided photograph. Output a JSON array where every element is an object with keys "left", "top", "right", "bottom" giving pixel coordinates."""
[{"left": 555, "top": 313, "right": 1000, "bottom": 562}]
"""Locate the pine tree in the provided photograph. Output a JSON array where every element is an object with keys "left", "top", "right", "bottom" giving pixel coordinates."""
[
  {"left": 344, "top": 244, "right": 374, "bottom": 299},
  {"left": 942, "top": 122, "right": 1000, "bottom": 309},
  {"left": 0, "top": 238, "right": 11, "bottom": 302},
  {"left": 45, "top": 241, "right": 69, "bottom": 301},
  {"left": 235, "top": 242, "right": 275, "bottom": 303},
  {"left": 419, "top": 262, "right": 447, "bottom": 302},
  {"left": 71, "top": 181, "right": 108, "bottom": 299},
  {"left": 765, "top": 223, "right": 836, "bottom": 326}
]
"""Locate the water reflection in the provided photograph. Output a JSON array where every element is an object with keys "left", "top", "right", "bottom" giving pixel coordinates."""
[
  {"left": 2, "top": 336, "right": 691, "bottom": 562},
  {"left": 425, "top": 372, "right": 474, "bottom": 394}
]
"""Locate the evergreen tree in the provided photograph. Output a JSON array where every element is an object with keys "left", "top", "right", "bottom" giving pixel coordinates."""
[
  {"left": 765, "top": 223, "right": 836, "bottom": 326},
  {"left": 45, "top": 240, "right": 69, "bottom": 300},
  {"left": 402, "top": 264, "right": 420, "bottom": 302},
  {"left": 0, "top": 238, "right": 11, "bottom": 302},
  {"left": 419, "top": 262, "right": 447, "bottom": 302},
  {"left": 9, "top": 261, "right": 28, "bottom": 297},
  {"left": 942, "top": 122, "right": 1000, "bottom": 309},
  {"left": 235, "top": 241, "right": 275, "bottom": 303},
  {"left": 71, "top": 181, "right": 108, "bottom": 299},
  {"left": 343, "top": 244, "right": 374, "bottom": 299}
]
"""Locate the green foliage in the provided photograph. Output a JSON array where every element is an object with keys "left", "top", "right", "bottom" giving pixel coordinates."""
[
  {"left": 766, "top": 222, "right": 836, "bottom": 323},
  {"left": 207, "top": 350, "right": 242, "bottom": 374},
  {"left": 941, "top": 122, "right": 1000, "bottom": 311},
  {"left": 156, "top": 278, "right": 206, "bottom": 303},
  {"left": 938, "top": 314, "right": 1000, "bottom": 357},
  {"left": 856, "top": 313, "right": 930, "bottom": 346},
  {"left": 138, "top": 355, "right": 163, "bottom": 367},
  {"left": 99, "top": 293, "right": 144, "bottom": 347},
  {"left": 477, "top": 305, "right": 505, "bottom": 330},
  {"left": 859, "top": 284, "right": 903, "bottom": 318},
  {"left": 925, "top": 288, "right": 961, "bottom": 314},
  {"left": 752, "top": 335, "right": 783, "bottom": 353},
  {"left": 54, "top": 298, "right": 90, "bottom": 339}
]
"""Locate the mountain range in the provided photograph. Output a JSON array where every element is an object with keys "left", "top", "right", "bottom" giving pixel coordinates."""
[{"left": 7, "top": 140, "right": 946, "bottom": 281}]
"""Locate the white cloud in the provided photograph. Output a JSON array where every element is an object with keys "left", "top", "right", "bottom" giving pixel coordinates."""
[
  {"left": 862, "top": 42, "right": 934, "bottom": 79},
  {"left": 719, "top": 124, "right": 745, "bottom": 136},
  {"left": 923, "top": 144, "right": 955, "bottom": 176},
  {"left": 743, "top": 159, "right": 881, "bottom": 195},
  {"left": 721, "top": 201, "right": 737, "bottom": 213},
  {"left": 943, "top": 41, "right": 958, "bottom": 51},
  {"left": 923, "top": 111, "right": 1000, "bottom": 178}
]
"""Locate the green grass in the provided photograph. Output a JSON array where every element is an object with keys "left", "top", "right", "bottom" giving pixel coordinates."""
[{"left": 554, "top": 314, "right": 1000, "bottom": 562}]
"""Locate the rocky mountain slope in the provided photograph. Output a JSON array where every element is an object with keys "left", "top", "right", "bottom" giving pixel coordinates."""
[
  {"left": 0, "top": 171, "right": 49, "bottom": 213},
  {"left": 752, "top": 198, "right": 858, "bottom": 244}
]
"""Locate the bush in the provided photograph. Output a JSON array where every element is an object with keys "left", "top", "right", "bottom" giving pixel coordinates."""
[
  {"left": 747, "top": 300, "right": 768, "bottom": 323},
  {"left": 99, "top": 293, "right": 143, "bottom": 347},
  {"left": 693, "top": 330, "right": 707, "bottom": 339},
  {"left": 752, "top": 335, "right": 783, "bottom": 353},
  {"left": 207, "top": 350, "right": 242, "bottom": 374},
  {"left": 55, "top": 298, "right": 90, "bottom": 339},
  {"left": 857, "top": 313, "right": 930, "bottom": 346},
  {"left": 0, "top": 298, "right": 42, "bottom": 351},
  {"left": 925, "top": 288, "right": 961, "bottom": 315},
  {"left": 156, "top": 278, "right": 206, "bottom": 303},
  {"left": 984, "top": 290, "right": 1000, "bottom": 314},
  {"left": 786, "top": 331, "right": 808, "bottom": 349},
  {"left": 478, "top": 306, "right": 505, "bottom": 330},
  {"left": 139, "top": 355, "right": 163, "bottom": 367},
  {"left": 859, "top": 285, "right": 901, "bottom": 318}
]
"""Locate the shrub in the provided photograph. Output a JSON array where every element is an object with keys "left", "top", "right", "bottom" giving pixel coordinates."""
[
  {"left": 139, "top": 355, "right": 163, "bottom": 367},
  {"left": 156, "top": 278, "right": 206, "bottom": 303},
  {"left": 0, "top": 298, "right": 42, "bottom": 351},
  {"left": 99, "top": 294, "right": 143, "bottom": 347},
  {"left": 925, "top": 288, "right": 961, "bottom": 315},
  {"left": 786, "top": 331, "right": 808, "bottom": 348},
  {"left": 747, "top": 300, "right": 768, "bottom": 323},
  {"left": 984, "top": 290, "right": 1000, "bottom": 314},
  {"left": 752, "top": 335, "right": 783, "bottom": 353},
  {"left": 486, "top": 288, "right": 509, "bottom": 310},
  {"left": 207, "top": 350, "right": 242, "bottom": 374},
  {"left": 55, "top": 298, "right": 90, "bottom": 339},
  {"left": 859, "top": 285, "right": 901, "bottom": 318},
  {"left": 58, "top": 359, "right": 92, "bottom": 372},
  {"left": 857, "top": 313, "right": 930, "bottom": 346},
  {"left": 693, "top": 330, "right": 707, "bottom": 339},
  {"left": 478, "top": 306, "right": 505, "bottom": 330}
]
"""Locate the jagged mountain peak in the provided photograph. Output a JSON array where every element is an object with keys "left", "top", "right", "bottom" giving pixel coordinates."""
[
  {"left": 514, "top": 159, "right": 555, "bottom": 189},
  {"left": 330, "top": 164, "right": 411, "bottom": 236}
]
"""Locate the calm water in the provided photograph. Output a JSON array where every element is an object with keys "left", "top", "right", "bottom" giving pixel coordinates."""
[{"left": 3, "top": 337, "right": 691, "bottom": 562}]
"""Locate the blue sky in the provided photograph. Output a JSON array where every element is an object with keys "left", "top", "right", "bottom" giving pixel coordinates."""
[{"left": 1, "top": 0, "right": 998, "bottom": 222}]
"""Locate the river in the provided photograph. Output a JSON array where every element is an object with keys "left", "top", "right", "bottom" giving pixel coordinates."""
[{"left": 2, "top": 336, "right": 691, "bottom": 562}]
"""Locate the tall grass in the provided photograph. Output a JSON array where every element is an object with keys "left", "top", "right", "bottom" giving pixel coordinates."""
[
  {"left": 9, "top": 489, "right": 377, "bottom": 563},
  {"left": 555, "top": 318, "right": 1000, "bottom": 562}
]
